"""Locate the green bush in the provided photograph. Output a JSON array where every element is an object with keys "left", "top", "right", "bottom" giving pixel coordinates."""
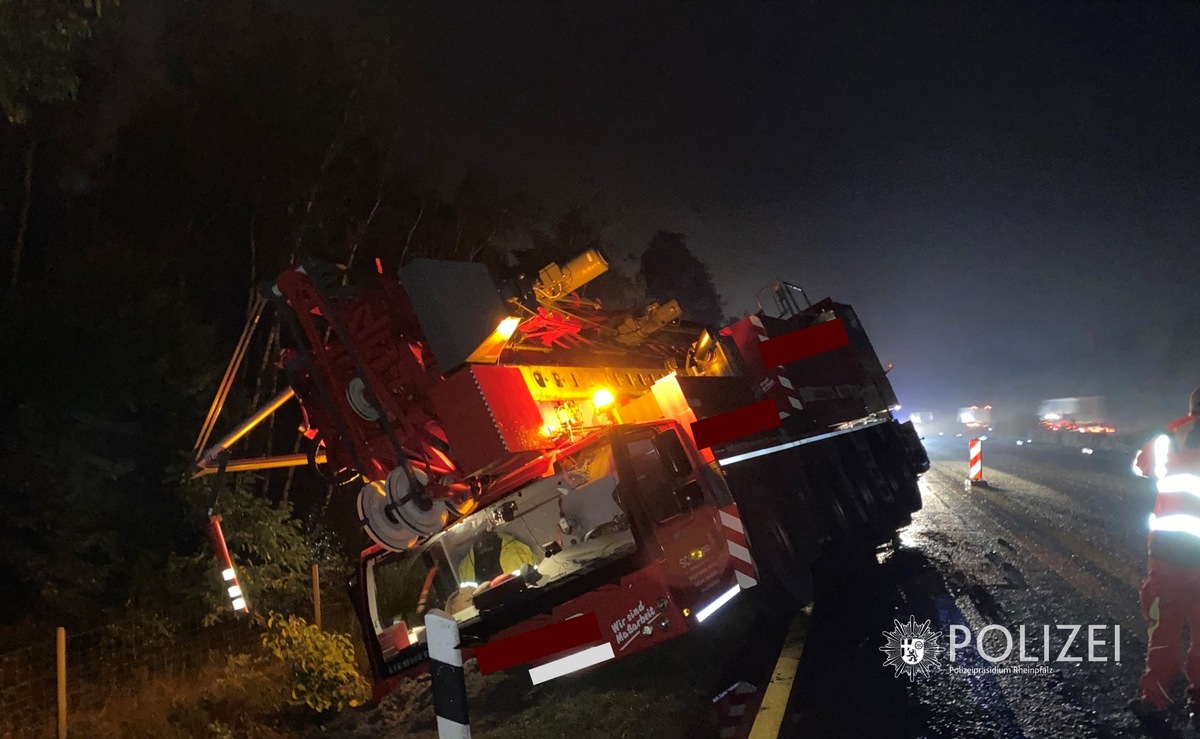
[
  {"left": 148, "top": 475, "right": 349, "bottom": 627},
  {"left": 207, "top": 721, "right": 235, "bottom": 739},
  {"left": 260, "top": 612, "right": 368, "bottom": 713}
]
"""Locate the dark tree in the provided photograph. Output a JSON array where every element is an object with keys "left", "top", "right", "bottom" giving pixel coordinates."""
[
  {"left": 639, "top": 231, "right": 723, "bottom": 325},
  {"left": 0, "top": 0, "right": 710, "bottom": 627},
  {"left": 0, "top": 0, "right": 96, "bottom": 291}
]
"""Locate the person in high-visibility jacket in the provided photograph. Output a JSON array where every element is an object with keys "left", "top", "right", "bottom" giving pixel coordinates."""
[
  {"left": 457, "top": 529, "right": 537, "bottom": 584},
  {"left": 1131, "top": 388, "right": 1200, "bottom": 729}
]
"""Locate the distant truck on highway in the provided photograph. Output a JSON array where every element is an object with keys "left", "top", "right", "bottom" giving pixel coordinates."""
[
  {"left": 909, "top": 411, "right": 950, "bottom": 438},
  {"left": 1037, "top": 396, "right": 1115, "bottom": 434},
  {"left": 957, "top": 405, "right": 993, "bottom": 434}
]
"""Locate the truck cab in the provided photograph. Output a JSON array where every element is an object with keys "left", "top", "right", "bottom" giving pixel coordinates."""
[{"left": 355, "top": 422, "right": 747, "bottom": 694}]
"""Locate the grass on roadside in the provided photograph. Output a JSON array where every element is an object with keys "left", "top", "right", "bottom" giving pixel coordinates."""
[{"left": 69, "top": 653, "right": 299, "bottom": 739}]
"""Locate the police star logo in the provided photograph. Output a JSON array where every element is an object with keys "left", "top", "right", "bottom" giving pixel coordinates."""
[{"left": 880, "top": 616, "right": 945, "bottom": 681}]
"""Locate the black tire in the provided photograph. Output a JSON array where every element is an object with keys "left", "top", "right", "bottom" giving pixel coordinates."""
[
  {"left": 810, "top": 532, "right": 882, "bottom": 606},
  {"left": 738, "top": 484, "right": 816, "bottom": 607}
]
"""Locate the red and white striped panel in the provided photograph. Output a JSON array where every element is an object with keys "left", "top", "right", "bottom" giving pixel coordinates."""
[
  {"left": 748, "top": 315, "right": 804, "bottom": 419},
  {"left": 969, "top": 438, "right": 983, "bottom": 481},
  {"left": 719, "top": 504, "right": 759, "bottom": 589},
  {"left": 714, "top": 681, "right": 759, "bottom": 739},
  {"left": 207, "top": 516, "right": 249, "bottom": 613}
]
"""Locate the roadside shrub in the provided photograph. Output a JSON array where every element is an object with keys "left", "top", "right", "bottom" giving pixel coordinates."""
[
  {"left": 260, "top": 612, "right": 368, "bottom": 713},
  {"left": 208, "top": 721, "right": 236, "bottom": 738},
  {"left": 157, "top": 476, "right": 334, "bottom": 626}
]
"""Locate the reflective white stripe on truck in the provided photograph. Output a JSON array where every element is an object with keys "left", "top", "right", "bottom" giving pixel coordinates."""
[
  {"left": 696, "top": 584, "right": 742, "bottom": 623},
  {"left": 528, "top": 642, "right": 616, "bottom": 685},
  {"left": 716, "top": 419, "right": 889, "bottom": 467},
  {"left": 718, "top": 510, "right": 744, "bottom": 534},
  {"left": 727, "top": 540, "right": 753, "bottom": 566}
]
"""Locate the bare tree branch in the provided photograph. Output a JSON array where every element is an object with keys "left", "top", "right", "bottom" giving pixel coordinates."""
[
  {"left": 291, "top": 48, "right": 373, "bottom": 258},
  {"left": 9, "top": 139, "right": 38, "bottom": 290},
  {"left": 400, "top": 200, "right": 426, "bottom": 265}
]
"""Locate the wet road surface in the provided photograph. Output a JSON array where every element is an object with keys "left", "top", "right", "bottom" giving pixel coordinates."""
[{"left": 785, "top": 435, "right": 1179, "bottom": 739}]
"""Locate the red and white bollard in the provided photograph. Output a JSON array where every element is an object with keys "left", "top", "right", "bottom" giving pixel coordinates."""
[
  {"left": 712, "top": 681, "right": 759, "bottom": 739},
  {"left": 966, "top": 438, "right": 987, "bottom": 488}
]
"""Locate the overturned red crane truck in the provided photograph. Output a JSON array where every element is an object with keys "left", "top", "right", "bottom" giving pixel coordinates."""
[{"left": 191, "top": 250, "right": 928, "bottom": 695}]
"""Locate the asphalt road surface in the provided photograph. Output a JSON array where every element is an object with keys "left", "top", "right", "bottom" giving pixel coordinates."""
[{"left": 784, "top": 434, "right": 1176, "bottom": 739}]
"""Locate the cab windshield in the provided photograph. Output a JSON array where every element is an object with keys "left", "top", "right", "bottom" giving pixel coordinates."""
[{"left": 368, "top": 439, "right": 637, "bottom": 658}]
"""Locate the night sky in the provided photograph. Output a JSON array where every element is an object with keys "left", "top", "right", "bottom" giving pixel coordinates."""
[{"left": 380, "top": 2, "right": 1200, "bottom": 424}]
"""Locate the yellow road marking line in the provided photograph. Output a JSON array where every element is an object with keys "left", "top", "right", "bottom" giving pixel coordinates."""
[{"left": 749, "top": 609, "right": 809, "bottom": 739}]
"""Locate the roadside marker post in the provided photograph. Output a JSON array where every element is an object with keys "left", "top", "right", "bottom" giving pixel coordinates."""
[
  {"left": 426, "top": 609, "right": 471, "bottom": 739},
  {"left": 56, "top": 626, "right": 66, "bottom": 739},
  {"left": 311, "top": 563, "right": 321, "bottom": 629},
  {"left": 714, "top": 681, "right": 758, "bottom": 739}
]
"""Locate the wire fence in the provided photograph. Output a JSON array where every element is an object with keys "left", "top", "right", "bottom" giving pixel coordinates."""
[
  {"left": 0, "top": 558, "right": 366, "bottom": 739},
  {"left": 0, "top": 599, "right": 304, "bottom": 739},
  {"left": 0, "top": 606, "right": 262, "bottom": 739}
]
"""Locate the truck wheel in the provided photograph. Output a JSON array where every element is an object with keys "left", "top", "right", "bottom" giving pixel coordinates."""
[
  {"left": 748, "top": 516, "right": 814, "bottom": 608},
  {"left": 811, "top": 533, "right": 880, "bottom": 604},
  {"left": 734, "top": 478, "right": 819, "bottom": 608}
]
